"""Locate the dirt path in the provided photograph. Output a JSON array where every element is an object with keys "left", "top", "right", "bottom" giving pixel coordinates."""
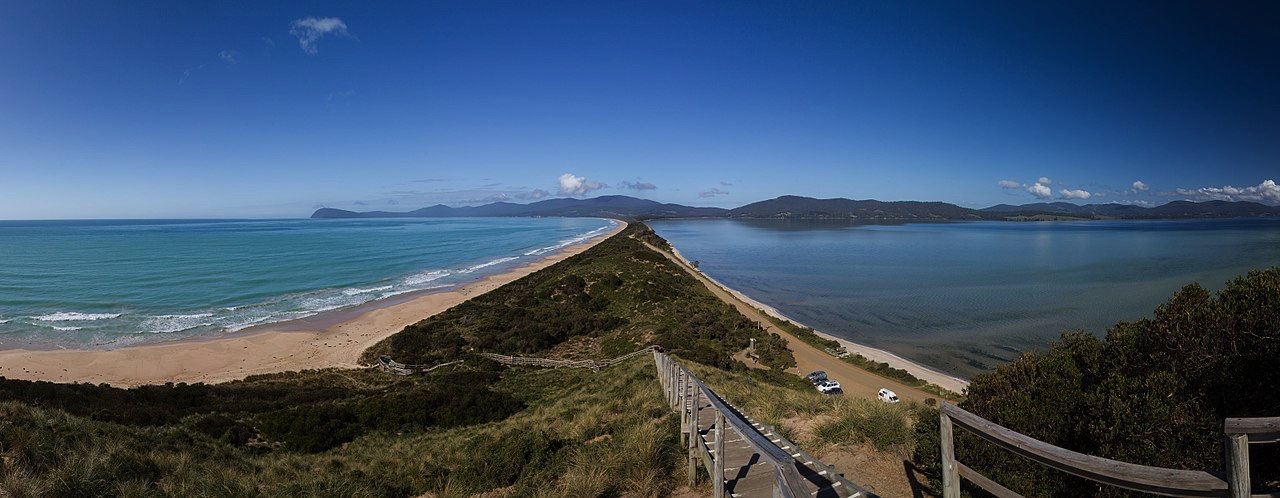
[{"left": 642, "top": 240, "right": 940, "bottom": 404}]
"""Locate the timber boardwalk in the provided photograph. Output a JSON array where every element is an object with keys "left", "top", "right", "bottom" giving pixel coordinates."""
[{"left": 655, "top": 350, "right": 872, "bottom": 498}]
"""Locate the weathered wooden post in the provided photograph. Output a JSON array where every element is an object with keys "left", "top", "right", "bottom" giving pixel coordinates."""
[
  {"left": 1226, "top": 433, "right": 1250, "bottom": 498},
  {"left": 940, "top": 405, "right": 960, "bottom": 498},
  {"left": 669, "top": 361, "right": 677, "bottom": 409},
  {"left": 714, "top": 410, "right": 726, "bottom": 497},
  {"left": 688, "top": 383, "right": 699, "bottom": 486},
  {"left": 679, "top": 370, "right": 688, "bottom": 445}
]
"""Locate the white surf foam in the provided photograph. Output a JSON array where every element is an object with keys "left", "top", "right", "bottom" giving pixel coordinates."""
[
  {"left": 404, "top": 270, "right": 450, "bottom": 286},
  {"left": 343, "top": 285, "right": 394, "bottom": 296},
  {"left": 379, "top": 284, "right": 452, "bottom": 300},
  {"left": 49, "top": 325, "right": 83, "bottom": 331},
  {"left": 458, "top": 256, "right": 519, "bottom": 274},
  {"left": 34, "top": 312, "right": 123, "bottom": 322},
  {"left": 142, "top": 313, "right": 216, "bottom": 334},
  {"left": 523, "top": 224, "right": 613, "bottom": 256}
]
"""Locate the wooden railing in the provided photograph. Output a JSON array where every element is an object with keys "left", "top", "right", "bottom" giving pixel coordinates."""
[
  {"left": 376, "top": 346, "right": 659, "bottom": 375},
  {"left": 656, "top": 350, "right": 808, "bottom": 497},
  {"left": 480, "top": 345, "right": 659, "bottom": 371},
  {"left": 1224, "top": 416, "right": 1280, "bottom": 498},
  {"left": 655, "top": 350, "right": 868, "bottom": 498},
  {"left": 374, "top": 356, "right": 463, "bottom": 375},
  {"left": 940, "top": 402, "right": 1280, "bottom": 498}
]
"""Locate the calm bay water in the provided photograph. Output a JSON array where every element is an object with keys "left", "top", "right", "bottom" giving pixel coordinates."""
[
  {"left": 0, "top": 217, "right": 615, "bottom": 348},
  {"left": 650, "top": 218, "right": 1280, "bottom": 378}
]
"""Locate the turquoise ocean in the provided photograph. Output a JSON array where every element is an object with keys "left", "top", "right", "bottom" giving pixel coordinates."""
[
  {"left": 0, "top": 217, "right": 616, "bottom": 349},
  {"left": 650, "top": 218, "right": 1280, "bottom": 378}
]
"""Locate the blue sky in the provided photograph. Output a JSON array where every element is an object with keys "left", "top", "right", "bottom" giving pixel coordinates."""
[{"left": 1, "top": 1, "right": 1277, "bottom": 218}]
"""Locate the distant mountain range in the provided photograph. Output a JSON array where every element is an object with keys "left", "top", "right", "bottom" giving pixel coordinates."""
[
  {"left": 312, "top": 195, "right": 727, "bottom": 220},
  {"left": 980, "top": 200, "right": 1280, "bottom": 219},
  {"left": 312, "top": 195, "right": 1280, "bottom": 221}
]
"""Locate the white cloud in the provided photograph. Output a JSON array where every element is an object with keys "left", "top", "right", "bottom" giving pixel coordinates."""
[
  {"left": 178, "top": 64, "right": 206, "bottom": 85},
  {"left": 618, "top": 180, "right": 657, "bottom": 191},
  {"left": 698, "top": 188, "right": 730, "bottom": 198},
  {"left": 289, "top": 17, "right": 351, "bottom": 54},
  {"left": 1175, "top": 179, "right": 1280, "bottom": 204},
  {"left": 720, "top": 181, "right": 733, "bottom": 187},
  {"left": 997, "top": 180, "right": 1022, "bottom": 189},
  {"left": 1059, "top": 188, "right": 1092, "bottom": 200},
  {"left": 557, "top": 173, "right": 607, "bottom": 196},
  {"left": 1132, "top": 180, "right": 1149, "bottom": 191},
  {"left": 1037, "top": 177, "right": 1052, "bottom": 186},
  {"left": 1027, "top": 182, "right": 1052, "bottom": 199},
  {"left": 218, "top": 50, "right": 240, "bottom": 64}
]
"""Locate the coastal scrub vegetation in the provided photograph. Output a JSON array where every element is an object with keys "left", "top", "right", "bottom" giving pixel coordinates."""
[
  {"left": 366, "top": 223, "right": 795, "bottom": 371},
  {"left": 0, "top": 222, "right": 797, "bottom": 496},
  {"left": 912, "top": 267, "right": 1280, "bottom": 497}
]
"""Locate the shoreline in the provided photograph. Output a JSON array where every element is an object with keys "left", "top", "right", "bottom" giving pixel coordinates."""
[
  {"left": 0, "top": 221, "right": 627, "bottom": 386},
  {"left": 664, "top": 245, "right": 970, "bottom": 393}
]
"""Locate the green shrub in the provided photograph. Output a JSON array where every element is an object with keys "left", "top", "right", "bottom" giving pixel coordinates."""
[{"left": 913, "top": 267, "right": 1280, "bottom": 497}]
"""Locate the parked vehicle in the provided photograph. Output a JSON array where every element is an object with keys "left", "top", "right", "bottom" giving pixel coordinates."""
[
  {"left": 877, "top": 388, "right": 900, "bottom": 403},
  {"left": 805, "top": 371, "right": 828, "bottom": 384},
  {"left": 816, "top": 380, "right": 842, "bottom": 395}
]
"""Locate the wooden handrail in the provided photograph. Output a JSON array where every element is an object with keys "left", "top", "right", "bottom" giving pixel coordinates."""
[
  {"left": 684, "top": 369, "right": 799, "bottom": 467},
  {"left": 658, "top": 351, "right": 851, "bottom": 498},
  {"left": 1226, "top": 417, "right": 1280, "bottom": 443},
  {"left": 940, "top": 402, "right": 1228, "bottom": 497}
]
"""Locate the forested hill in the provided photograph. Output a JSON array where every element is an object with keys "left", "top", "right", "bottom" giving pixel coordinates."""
[
  {"left": 311, "top": 195, "right": 728, "bottom": 220},
  {"left": 312, "top": 195, "right": 1280, "bottom": 221},
  {"left": 727, "top": 195, "right": 991, "bottom": 220},
  {"left": 982, "top": 199, "right": 1280, "bottom": 219}
]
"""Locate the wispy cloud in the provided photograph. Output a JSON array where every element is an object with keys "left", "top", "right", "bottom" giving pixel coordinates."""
[
  {"left": 997, "top": 179, "right": 1022, "bottom": 189},
  {"left": 178, "top": 64, "right": 206, "bottom": 85},
  {"left": 618, "top": 180, "right": 657, "bottom": 191},
  {"left": 327, "top": 90, "right": 355, "bottom": 102},
  {"left": 289, "top": 17, "right": 352, "bottom": 55},
  {"left": 698, "top": 187, "right": 730, "bottom": 198},
  {"left": 1176, "top": 179, "right": 1280, "bottom": 204},
  {"left": 558, "top": 173, "right": 607, "bottom": 196},
  {"left": 719, "top": 181, "right": 733, "bottom": 187},
  {"left": 218, "top": 50, "right": 240, "bottom": 64}
]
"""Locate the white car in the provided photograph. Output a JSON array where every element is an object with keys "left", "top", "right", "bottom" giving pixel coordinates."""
[
  {"left": 877, "top": 388, "right": 900, "bottom": 403},
  {"left": 816, "top": 380, "right": 843, "bottom": 395}
]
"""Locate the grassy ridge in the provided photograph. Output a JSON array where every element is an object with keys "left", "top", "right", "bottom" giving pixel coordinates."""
[{"left": 367, "top": 223, "right": 795, "bottom": 371}]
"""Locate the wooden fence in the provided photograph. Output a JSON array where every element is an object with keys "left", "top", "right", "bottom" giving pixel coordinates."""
[
  {"left": 939, "top": 401, "right": 1280, "bottom": 497},
  {"left": 655, "top": 350, "right": 869, "bottom": 498},
  {"left": 374, "top": 356, "right": 463, "bottom": 375},
  {"left": 479, "top": 345, "right": 659, "bottom": 371},
  {"left": 375, "top": 346, "right": 658, "bottom": 375}
]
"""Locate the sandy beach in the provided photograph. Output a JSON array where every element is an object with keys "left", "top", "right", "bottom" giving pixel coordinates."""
[
  {"left": 660, "top": 244, "right": 970, "bottom": 394},
  {"left": 0, "top": 221, "right": 626, "bottom": 387}
]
